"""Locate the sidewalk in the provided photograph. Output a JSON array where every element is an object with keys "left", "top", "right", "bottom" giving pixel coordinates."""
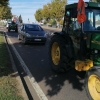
[{"left": 41, "top": 25, "right": 62, "bottom": 31}]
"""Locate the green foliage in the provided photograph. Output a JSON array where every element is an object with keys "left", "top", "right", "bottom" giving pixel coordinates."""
[
  {"left": 44, "top": 20, "right": 47, "bottom": 24},
  {"left": 0, "top": 33, "right": 24, "bottom": 100},
  {"left": 0, "top": 5, "right": 12, "bottom": 20},
  {"left": 34, "top": 9, "right": 43, "bottom": 22},
  {"left": 19, "top": 15, "right": 23, "bottom": 23},
  {"left": 42, "top": 3, "right": 52, "bottom": 21},
  {"left": 35, "top": 0, "right": 67, "bottom": 23},
  {"left": 59, "top": 19, "right": 63, "bottom": 25},
  {"left": 0, "top": 0, "right": 9, "bottom": 6},
  {"left": 0, "top": 0, "right": 12, "bottom": 20},
  {"left": 50, "top": 0, "right": 66, "bottom": 21},
  {"left": 49, "top": 19, "right": 57, "bottom": 26}
]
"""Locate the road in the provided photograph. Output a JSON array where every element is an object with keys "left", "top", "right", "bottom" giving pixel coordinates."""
[{"left": 4, "top": 26, "right": 89, "bottom": 100}]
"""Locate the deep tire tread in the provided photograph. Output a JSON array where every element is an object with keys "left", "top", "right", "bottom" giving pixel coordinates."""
[{"left": 49, "top": 34, "right": 71, "bottom": 73}]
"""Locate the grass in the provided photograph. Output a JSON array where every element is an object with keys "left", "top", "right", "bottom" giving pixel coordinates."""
[{"left": 0, "top": 32, "right": 24, "bottom": 100}]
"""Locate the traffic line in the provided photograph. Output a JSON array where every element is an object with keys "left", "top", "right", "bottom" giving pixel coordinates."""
[{"left": 5, "top": 32, "right": 48, "bottom": 100}]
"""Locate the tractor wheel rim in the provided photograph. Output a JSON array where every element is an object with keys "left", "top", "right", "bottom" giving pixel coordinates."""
[
  {"left": 88, "top": 74, "right": 100, "bottom": 100},
  {"left": 51, "top": 42, "right": 60, "bottom": 65}
]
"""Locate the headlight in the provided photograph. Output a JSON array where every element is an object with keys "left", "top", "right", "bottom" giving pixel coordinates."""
[
  {"left": 44, "top": 34, "right": 47, "bottom": 37},
  {"left": 26, "top": 33, "right": 31, "bottom": 37}
]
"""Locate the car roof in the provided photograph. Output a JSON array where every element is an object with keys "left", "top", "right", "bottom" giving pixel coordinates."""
[{"left": 23, "top": 23, "right": 39, "bottom": 26}]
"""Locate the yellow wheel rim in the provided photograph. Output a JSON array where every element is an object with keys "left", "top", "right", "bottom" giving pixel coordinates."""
[
  {"left": 51, "top": 42, "right": 60, "bottom": 65},
  {"left": 88, "top": 74, "right": 100, "bottom": 100}
]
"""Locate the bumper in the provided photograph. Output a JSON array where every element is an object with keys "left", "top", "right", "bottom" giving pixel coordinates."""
[{"left": 25, "top": 37, "right": 47, "bottom": 43}]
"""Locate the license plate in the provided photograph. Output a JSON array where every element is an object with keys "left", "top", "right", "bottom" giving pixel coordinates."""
[{"left": 34, "top": 39, "right": 41, "bottom": 41}]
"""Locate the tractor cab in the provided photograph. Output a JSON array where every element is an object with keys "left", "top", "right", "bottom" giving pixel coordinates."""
[
  {"left": 63, "top": 2, "right": 100, "bottom": 33},
  {"left": 62, "top": 2, "right": 100, "bottom": 63}
]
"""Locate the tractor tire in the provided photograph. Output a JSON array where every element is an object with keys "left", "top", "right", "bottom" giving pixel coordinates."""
[
  {"left": 49, "top": 34, "right": 71, "bottom": 73},
  {"left": 84, "top": 66, "right": 100, "bottom": 100}
]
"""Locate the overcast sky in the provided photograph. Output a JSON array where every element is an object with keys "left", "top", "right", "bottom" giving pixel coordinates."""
[{"left": 9, "top": 0, "right": 89, "bottom": 23}]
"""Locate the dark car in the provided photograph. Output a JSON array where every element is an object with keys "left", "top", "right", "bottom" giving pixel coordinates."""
[
  {"left": 8, "top": 21, "right": 18, "bottom": 32},
  {"left": 18, "top": 23, "right": 47, "bottom": 44}
]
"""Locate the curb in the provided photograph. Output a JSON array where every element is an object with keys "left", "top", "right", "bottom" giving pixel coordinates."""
[{"left": 3, "top": 31, "right": 29, "bottom": 100}]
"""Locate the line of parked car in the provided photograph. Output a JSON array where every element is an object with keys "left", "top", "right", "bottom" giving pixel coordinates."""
[
  {"left": 18, "top": 23, "right": 47, "bottom": 45},
  {"left": 7, "top": 22, "right": 47, "bottom": 45}
]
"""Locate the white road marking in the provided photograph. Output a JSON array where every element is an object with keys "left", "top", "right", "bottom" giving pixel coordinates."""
[{"left": 5, "top": 32, "right": 48, "bottom": 100}]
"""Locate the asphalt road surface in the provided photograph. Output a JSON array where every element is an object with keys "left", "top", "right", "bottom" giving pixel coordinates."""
[{"left": 3, "top": 27, "right": 89, "bottom": 100}]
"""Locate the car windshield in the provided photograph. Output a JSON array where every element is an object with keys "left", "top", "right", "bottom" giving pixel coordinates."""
[
  {"left": 83, "top": 9, "right": 100, "bottom": 31},
  {"left": 25, "top": 24, "right": 43, "bottom": 31}
]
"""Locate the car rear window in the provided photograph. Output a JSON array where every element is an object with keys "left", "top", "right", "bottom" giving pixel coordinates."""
[{"left": 25, "top": 25, "right": 43, "bottom": 31}]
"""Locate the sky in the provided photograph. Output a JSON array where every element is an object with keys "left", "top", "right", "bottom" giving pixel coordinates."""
[{"left": 9, "top": 0, "right": 89, "bottom": 23}]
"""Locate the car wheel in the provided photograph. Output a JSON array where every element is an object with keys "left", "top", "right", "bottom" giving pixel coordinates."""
[
  {"left": 22, "top": 37, "right": 27, "bottom": 44},
  {"left": 18, "top": 34, "right": 21, "bottom": 40}
]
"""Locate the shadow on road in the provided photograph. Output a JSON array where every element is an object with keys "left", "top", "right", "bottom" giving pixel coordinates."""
[{"left": 6, "top": 29, "right": 87, "bottom": 99}]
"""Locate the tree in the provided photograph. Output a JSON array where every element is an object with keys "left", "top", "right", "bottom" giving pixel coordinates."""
[
  {"left": 42, "top": 3, "right": 52, "bottom": 21},
  {"left": 0, "top": 0, "right": 9, "bottom": 6},
  {"left": 50, "top": 0, "right": 66, "bottom": 22},
  {"left": 19, "top": 15, "right": 23, "bottom": 23},
  {"left": 34, "top": 9, "right": 43, "bottom": 22},
  {"left": 0, "top": 5, "right": 12, "bottom": 19},
  {"left": 0, "top": 0, "right": 12, "bottom": 20}
]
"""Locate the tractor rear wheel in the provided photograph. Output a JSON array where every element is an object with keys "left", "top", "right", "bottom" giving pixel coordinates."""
[
  {"left": 49, "top": 34, "right": 71, "bottom": 73},
  {"left": 85, "top": 66, "right": 100, "bottom": 100}
]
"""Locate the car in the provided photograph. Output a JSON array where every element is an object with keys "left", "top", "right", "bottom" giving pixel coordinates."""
[
  {"left": 8, "top": 21, "right": 18, "bottom": 32},
  {"left": 18, "top": 23, "right": 47, "bottom": 44},
  {"left": 6, "top": 22, "right": 11, "bottom": 29}
]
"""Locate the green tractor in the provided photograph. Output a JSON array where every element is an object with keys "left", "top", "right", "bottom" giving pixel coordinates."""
[
  {"left": 8, "top": 21, "right": 18, "bottom": 32},
  {"left": 49, "top": 2, "right": 100, "bottom": 100}
]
